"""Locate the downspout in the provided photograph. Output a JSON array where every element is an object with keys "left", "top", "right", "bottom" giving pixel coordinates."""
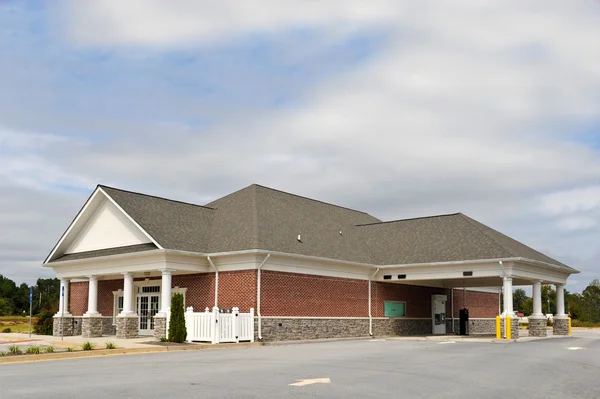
[
  {"left": 257, "top": 254, "right": 271, "bottom": 340},
  {"left": 207, "top": 256, "right": 218, "bottom": 308},
  {"left": 368, "top": 267, "right": 380, "bottom": 336},
  {"left": 451, "top": 288, "right": 455, "bottom": 333}
]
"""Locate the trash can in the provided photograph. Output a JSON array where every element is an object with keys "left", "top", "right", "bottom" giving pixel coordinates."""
[{"left": 459, "top": 308, "right": 469, "bottom": 335}]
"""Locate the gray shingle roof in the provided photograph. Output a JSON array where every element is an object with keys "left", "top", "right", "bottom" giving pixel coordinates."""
[
  {"left": 357, "top": 213, "right": 574, "bottom": 270},
  {"left": 49, "top": 184, "right": 574, "bottom": 272}
]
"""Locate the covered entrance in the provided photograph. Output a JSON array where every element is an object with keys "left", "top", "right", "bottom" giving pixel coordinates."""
[{"left": 136, "top": 285, "right": 161, "bottom": 336}]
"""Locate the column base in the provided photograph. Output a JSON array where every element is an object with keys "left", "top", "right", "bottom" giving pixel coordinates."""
[
  {"left": 553, "top": 316, "right": 570, "bottom": 336},
  {"left": 81, "top": 316, "right": 104, "bottom": 338},
  {"left": 528, "top": 316, "right": 548, "bottom": 337},
  {"left": 52, "top": 316, "right": 74, "bottom": 337},
  {"left": 116, "top": 316, "right": 139, "bottom": 339},
  {"left": 154, "top": 317, "right": 167, "bottom": 340},
  {"left": 501, "top": 316, "right": 519, "bottom": 339}
]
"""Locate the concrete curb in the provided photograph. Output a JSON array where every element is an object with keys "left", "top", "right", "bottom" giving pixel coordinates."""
[
  {"left": 0, "top": 342, "right": 263, "bottom": 365},
  {"left": 262, "top": 336, "right": 374, "bottom": 346}
]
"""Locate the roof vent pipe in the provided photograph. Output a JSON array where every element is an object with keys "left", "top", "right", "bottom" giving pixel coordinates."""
[{"left": 297, "top": 235, "right": 302, "bottom": 242}]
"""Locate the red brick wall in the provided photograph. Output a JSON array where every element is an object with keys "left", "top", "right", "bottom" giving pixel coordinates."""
[
  {"left": 217, "top": 270, "right": 257, "bottom": 313},
  {"left": 98, "top": 279, "right": 123, "bottom": 316},
  {"left": 172, "top": 273, "right": 214, "bottom": 311},
  {"left": 69, "top": 282, "right": 88, "bottom": 316},
  {"left": 68, "top": 271, "right": 500, "bottom": 319},
  {"left": 372, "top": 282, "right": 449, "bottom": 318},
  {"left": 261, "top": 271, "right": 369, "bottom": 317},
  {"left": 452, "top": 289, "right": 500, "bottom": 318}
]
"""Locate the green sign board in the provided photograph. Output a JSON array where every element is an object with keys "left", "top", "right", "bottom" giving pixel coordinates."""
[{"left": 384, "top": 301, "right": 406, "bottom": 317}]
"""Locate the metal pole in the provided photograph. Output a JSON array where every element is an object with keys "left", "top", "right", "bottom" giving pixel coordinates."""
[
  {"left": 61, "top": 285, "right": 65, "bottom": 341},
  {"left": 29, "top": 288, "right": 33, "bottom": 338}
]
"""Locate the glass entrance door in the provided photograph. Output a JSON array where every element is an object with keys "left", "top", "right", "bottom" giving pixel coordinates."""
[{"left": 137, "top": 286, "right": 161, "bottom": 336}]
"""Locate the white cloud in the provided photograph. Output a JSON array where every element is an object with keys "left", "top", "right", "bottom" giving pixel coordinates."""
[
  {"left": 62, "top": 0, "right": 400, "bottom": 47},
  {"left": 539, "top": 186, "right": 600, "bottom": 216},
  {"left": 3, "top": 1, "right": 600, "bottom": 291}
]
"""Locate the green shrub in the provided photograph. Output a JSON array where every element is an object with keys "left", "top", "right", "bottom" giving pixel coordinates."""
[
  {"left": 82, "top": 341, "right": 95, "bottom": 351},
  {"left": 26, "top": 346, "right": 41, "bottom": 354},
  {"left": 45, "top": 346, "right": 55, "bottom": 353},
  {"left": 105, "top": 341, "right": 116, "bottom": 350},
  {"left": 168, "top": 293, "right": 187, "bottom": 343},
  {"left": 160, "top": 337, "right": 169, "bottom": 342},
  {"left": 8, "top": 345, "right": 21, "bottom": 355},
  {"left": 34, "top": 309, "right": 55, "bottom": 335},
  {"left": 571, "top": 319, "right": 600, "bottom": 328},
  {"left": 2, "top": 327, "right": 11, "bottom": 333},
  {"left": 0, "top": 351, "right": 7, "bottom": 356},
  {"left": 67, "top": 347, "right": 74, "bottom": 352}
]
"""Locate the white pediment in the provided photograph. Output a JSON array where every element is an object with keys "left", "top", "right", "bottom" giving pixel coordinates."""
[
  {"left": 65, "top": 198, "right": 151, "bottom": 254},
  {"left": 45, "top": 187, "right": 158, "bottom": 263}
]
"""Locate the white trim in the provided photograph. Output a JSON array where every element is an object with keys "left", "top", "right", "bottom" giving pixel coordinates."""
[{"left": 98, "top": 187, "right": 163, "bottom": 250}]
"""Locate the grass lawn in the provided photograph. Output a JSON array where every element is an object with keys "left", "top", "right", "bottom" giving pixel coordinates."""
[{"left": 0, "top": 316, "right": 37, "bottom": 333}]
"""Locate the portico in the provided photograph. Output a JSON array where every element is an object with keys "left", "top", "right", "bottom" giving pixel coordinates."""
[{"left": 375, "top": 257, "right": 574, "bottom": 338}]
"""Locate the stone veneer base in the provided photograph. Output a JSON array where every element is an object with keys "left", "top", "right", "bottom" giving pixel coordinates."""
[
  {"left": 52, "top": 316, "right": 74, "bottom": 337},
  {"left": 258, "top": 318, "right": 436, "bottom": 341},
  {"left": 500, "top": 316, "right": 520, "bottom": 339},
  {"left": 154, "top": 317, "right": 167, "bottom": 339},
  {"left": 116, "top": 316, "right": 139, "bottom": 339},
  {"left": 528, "top": 316, "right": 548, "bottom": 337},
  {"left": 81, "top": 316, "right": 104, "bottom": 338},
  {"left": 553, "top": 317, "right": 570, "bottom": 336}
]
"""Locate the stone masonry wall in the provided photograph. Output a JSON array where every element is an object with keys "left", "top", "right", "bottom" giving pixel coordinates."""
[
  {"left": 116, "top": 316, "right": 139, "bottom": 339},
  {"left": 553, "top": 317, "right": 569, "bottom": 336},
  {"left": 154, "top": 317, "right": 167, "bottom": 339},
  {"left": 528, "top": 317, "right": 548, "bottom": 337},
  {"left": 52, "top": 317, "right": 74, "bottom": 337},
  {"left": 258, "top": 317, "right": 435, "bottom": 341},
  {"left": 81, "top": 317, "right": 103, "bottom": 338}
]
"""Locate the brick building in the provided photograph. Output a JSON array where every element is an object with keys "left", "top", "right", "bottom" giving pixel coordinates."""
[{"left": 44, "top": 184, "right": 577, "bottom": 340}]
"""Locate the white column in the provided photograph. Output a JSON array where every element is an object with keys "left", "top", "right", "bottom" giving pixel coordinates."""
[
  {"left": 502, "top": 276, "right": 515, "bottom": 316},
  {"left": 532, "top": 280, "right": 543, "bottom": 317},
  {"left": 57, "top": 278, "right": 72, "bottom": 316},
  {"left": 556, "top": 284, "right": 566, "bottom": 316},
  {"left": 158, "top": 269, "right": 173, "bottom": 317},
  {"left": 84, "top": 275, "right": 101, "bottom": 317},
  {"left": 120, "top": 272, "right": 136, "bottom": 316}
]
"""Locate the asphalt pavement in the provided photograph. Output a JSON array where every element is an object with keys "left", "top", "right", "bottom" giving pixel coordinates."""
[{"left": 2, "top": 330, "right": 599, "bottom": 399}]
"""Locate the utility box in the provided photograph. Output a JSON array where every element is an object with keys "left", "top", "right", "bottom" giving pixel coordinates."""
[{"left": 459, "top": 308, "right": 469, "bottom": 335}]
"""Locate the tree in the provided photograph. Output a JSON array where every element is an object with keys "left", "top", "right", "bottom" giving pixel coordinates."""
[
  {"left": 513, "top": 289, "right": 529, "bottom": 314},
  {"left": 541, "top": 285, "right": 556, "bottom": 315},
  {"left": 168, "top": 293, "right": 187, "bottom": 343}
]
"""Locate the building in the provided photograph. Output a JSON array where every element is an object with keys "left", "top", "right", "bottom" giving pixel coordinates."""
[{"left": 44, "top": 184, "right": 578, "bottom": 340}]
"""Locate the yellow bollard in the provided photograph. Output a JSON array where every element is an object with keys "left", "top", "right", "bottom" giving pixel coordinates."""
[
  {"left": 569, "top": 317, "right": 572, "bottom": 336},
  {"left": 506, "top": 316, "right": 512, "bottom": 340},
  {"left": 496, "top": 316, "right": 501, "bottom": 339}
]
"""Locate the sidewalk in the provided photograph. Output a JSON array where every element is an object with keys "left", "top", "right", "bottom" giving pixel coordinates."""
[{"left": 0, "top": 332, "right": 157, "bottom": 350}]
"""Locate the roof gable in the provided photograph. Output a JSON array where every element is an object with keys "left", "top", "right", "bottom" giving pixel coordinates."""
[
  {"left": 44, "top": 187, "right": 158, "bottom": 263},
  {"left": 99, "top": 186, "right": 215, "bottom": 253}
]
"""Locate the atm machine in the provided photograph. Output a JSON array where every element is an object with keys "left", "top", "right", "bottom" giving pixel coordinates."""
[{"left": 432, "top": 294, "right": 447, "bottom": 334}]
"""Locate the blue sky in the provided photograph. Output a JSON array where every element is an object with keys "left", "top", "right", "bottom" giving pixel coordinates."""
[{"left": 1, "top": 0, "right": 600, "bottom": 292}]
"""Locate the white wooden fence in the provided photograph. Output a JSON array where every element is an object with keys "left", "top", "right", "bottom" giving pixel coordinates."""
[{"left": 183, "top": 306, "right": 255, "bottom": 344}]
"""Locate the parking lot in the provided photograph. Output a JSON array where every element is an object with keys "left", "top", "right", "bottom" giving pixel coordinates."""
[{"left": 1, "top": 330, "right": 599, "bottom": 399}]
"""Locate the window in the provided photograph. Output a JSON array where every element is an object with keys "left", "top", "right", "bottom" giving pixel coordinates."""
[
  {"left": 112, "top": 291, "right": 124, "bottom": 324},
  {"left": 384, "top": 301, "right": 406, "bottom": 318}
]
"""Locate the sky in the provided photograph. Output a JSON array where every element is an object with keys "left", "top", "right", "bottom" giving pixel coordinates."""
[{"left": 0, "top": 1, "right": 599, "bottom": 292}]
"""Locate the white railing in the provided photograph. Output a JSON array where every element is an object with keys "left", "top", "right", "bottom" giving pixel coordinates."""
[{"left": 183, "top": 306, "right": 255, "bottom": 344}]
